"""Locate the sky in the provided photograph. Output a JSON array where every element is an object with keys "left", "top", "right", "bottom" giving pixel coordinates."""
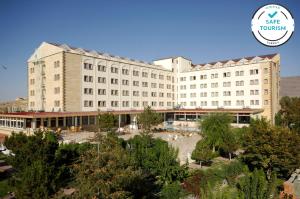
[{"left": 0, "top": 0, "right": 299, "bottom": 101}]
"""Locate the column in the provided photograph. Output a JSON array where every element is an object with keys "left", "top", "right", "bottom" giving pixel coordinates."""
[
  {"left": 47, "top": 118, "right": 51, "bottom": 127},
  {"left": 237, "top": 113, "right": 239, "bottom": 124},
  {"left": 63, "top": 117, "right": 66, "bottom": 126},
  {"left": 74, "top": 116, "right": 78, "bottom": 126},
  {"left": 31, "top": 119, "right": 36, "bottom": 129},
  {"left": 55, "top": 117, "right": 59, "bottom": 128}
]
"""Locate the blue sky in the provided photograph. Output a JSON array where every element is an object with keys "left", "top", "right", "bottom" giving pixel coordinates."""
[{"left": 0, "top": 0, "right": 299, "bottom": 101}]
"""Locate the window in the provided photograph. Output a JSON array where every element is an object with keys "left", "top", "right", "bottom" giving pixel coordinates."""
[
  {"left": 250, "top": 69, "right": 259, "bottom": 75},
  {"left": 54, "top": 61, "right": 60, "bottom": 68},
  {"left": 159, "top": 84, "right": 164, "bottom": 89},
  {"left": 133, "top": 70, "right": 139, "bottom": 76},
  {"left": 111, "top": 78, "right": 118, "bottom": 85},
  {"left": 236, "top": 100, "right": 244, "bottom": 106},
  {"left": 264, "top": 68, "right": 268, "bottom": 74},
  {"left": 159, "top": 74, "right": 164, "bottom": 80},
  {"left": 190, "top": 76, "right": 196, "bottom": 81},
  {"left": 167, "top": 84, "right": 171, "bottom": 89},
  {"left": 30, "top": 67, "right": 34, "bottom": 73},
  {"left": 235, "top": 71, "right": 244, "bottom": 76},
  {"left": 151, "top": 73, "right": 157, "bottom": 79},
  {"left": 200, "top": 92, "right": 207, "bottom": 97},
  {"left": 211, "top": 92, "right": 218, "bottom": 97},
  {"left": 30, "top": 90, "right": 35, "bottom": 96},
  {"left": 190, "top": 84, "right": 196, "bottom": 89},
  {"left": 264, "top": 89, "right": 269, "bottom": 95},
  {"left": 180, "top": 85, "right": 186, "bottom": 90},
  {"left": 236, "top": 80, "right": 244, "bottom": 86},
  {"left": 236, "top": 90, "right": 244, "bottom": 96},
  {"left": 54, "top": 100, "right": 60, "bottom": 107},
  {"left": 159, "top": 101, "right": 164, "bottom": 106},
  {"left": 143, "top": 101, "right": 148, "bottom": 107},
  {"left": 250, "top": 100, "right": 259, "bottom": 105},
  {"left": 98, "top": 77, "right": 106, "bottom": 83},
  {"left": 151, "top": 83, "right": 157, "bottom": 88},
  {"left": 122, "top": 90, "right": 129, "bottom": 96},
  {"left": 200, "top": 101, "right": 207, "bottom": 106},
  {"left": 142, "top": 82, "right": 148, "bottom": 87},
  {"left": 250, "top": 79, "right": 259, "bottom": 85},
  {"left": 223, "top": 101, "right": 231, "bottom": 106},
  {"left": 111, "top": 101, "right": 118, "bottom": 107},
  {"left": 84, "top": 88, "right": 93, "bottom": 95},
  {"left": 98, "top": 89, "right": 106, "bottom": 95},
  {"left": 122, "top": 79, "right": 129, "bottom": 85},
  {"left": 122, "top": 101, "right": 129, "bottom": 107},
  {"left": 30, "top": 101, "right": 35, "bottom": 107},
  {"left": 133, "top": 101, "right": 139, "bottom": 107},
  {"left": 151, "top": 92, "right": 157, "bottom": 97},
  {"left": 190, "top": 93, "right": 196, "bottom": 97},
  {"left": 98, "top": 65, "right": 106, "bottom": 72},
  {"left": 167, "top": 93, "right": 171, "bottom": 98},
  {"left": 111, "top": 67, "right": 118, "bottom": 74},
  {"left": 167, "top": 102, "right": 172, "bottom": 106},
  {"left": 84, "top": 75, "right": 93, "bottom": 82},
  {"left": 84, "top": 63, "right": 93, "bottom": 70},
  {"left": 223, "top": 72, "right": 231, "bottom": 77},
  {"left": 30, "top": 78, "right": 35, "bottom": 85},
  {"left": 54, "top": 87, "right": 60, "bottom": 94},
  {"left": 180, "top": 77, "right": 186, "bottom": 81},
  {"left": 167, "top": 75, "right": 171, "bottom": 81},
  {"left": 84, "top": 100, "right": 93, "bottom": 107},
  {"left": 180, "top": 93, "right": 186, "bottom": 98},
  {"left": 142, "top": 91, "right": 148, "bottom": 97},
  {"left": 122, "top": 68, "right": 129, "bottom": 75},
  {"left": 111, "top": 90, "right": 118, "bottom": 96},
  {"left": 264, "top": 100, "right": 269, "bottom": 105},
  {"left": 133, "top": 81, "right": 139, "bottom": 86},
  {"left": 190, "top": 101, "right": 197, "bottom": 106},
  {"left": 98, "top": 101, "right": 106, "bottom": 107},
  {"left": 200, "top": 75, "right": 207, "bottom": 80},
  {"left": 250, "top": 90, "right": 259, "bottom": 95},
  {"left": 142, "top": 72, "right": 148, "bottom": 77},
  {"left": 133, "top": 91, "right": 139, "bottom": 96},
  {"left": 211, "top": 83, "right": 218, "bottom": 88},
  {"left": 211, "top": 73, "right": 218, "bottom": 79},
  {"left": 54, "top": 74, "right": 60, "bottom": 81},
  {"left": 159, "top": 92, "right": 164, "bottom": 97},
  {"left": 201, "top": 83, "right": 208, "bottom": 88},
  {"left": 223, "top": 81, "right": 231, "bottom": 87},
  {"left": 151, "top": 101, "right": 157, "bottom": 107},
  {"left": 264, "top": 79, "right": 268, "bottom": 84},
  {"left": 211, "top": 101, "right": 219, "bottom": 106},
  {"left": 223, "top": 91, "right": 231, "bottom": 96}
]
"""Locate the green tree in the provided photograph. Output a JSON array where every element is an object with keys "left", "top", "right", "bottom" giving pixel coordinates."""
[
  {"left": 137, "top": 106, "right": 162, "bottom": 132},
  {"left": 191, "top": 140, "right": 217, "bottom": 167},
  {"left": 73, "top": 134, "right": 145, "bottom": 199},
  {"left": 98, "top": 112, "right": 117, "bottom": 132},
  {"left": 200, "top": 112, "right": 232, "bottom": 153},
  {"left": 4, "top": 131, "right": 89, "bottom": 198},
  {"left": 127, "top": 134, "right": 187, "bottom": 186},
  {"left": 237, "top": 169, "right": 278, "bottom": 199},
  {"left": 242, "top": 118, "right": 300, "bottom": 179},
  {"left": 276, "top": 96, "right": 300, "bottom": 133}
]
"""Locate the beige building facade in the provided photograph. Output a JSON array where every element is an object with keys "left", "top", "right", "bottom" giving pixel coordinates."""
[{"left": 27, "top": 42, "right": 280, "bottom": 123}]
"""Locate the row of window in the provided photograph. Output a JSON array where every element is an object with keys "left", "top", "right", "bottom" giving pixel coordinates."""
[
  {"left": 179, "top": 79, "right": 269, "bottom": 90},
  {"left": 84, "top": 88, "right": 173, "bottom": 98},
  {"left": 180, "top": 89, "right": 267, "bottom": 98},
  {"left": 180, "top": 68, "right": 267, "bottom": 81},
  {"left": 84, "top": 63, "right": 173, "bottom": 80},
  {"left": 84, "top": 76, "right": 174, "bottom": 88},
  {"left": 84, "top": 100, "right": 173, "bottom": 108},
  {"left": 180, "top": 99, "right": 268, "bottom": 107}
]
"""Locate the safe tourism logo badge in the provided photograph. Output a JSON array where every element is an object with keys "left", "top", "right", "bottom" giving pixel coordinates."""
[{"left": 251, "top": 4, "right": 294, "bottom": 47}]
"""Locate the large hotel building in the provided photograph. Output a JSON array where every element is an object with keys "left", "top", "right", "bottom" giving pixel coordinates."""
[{"left": 0, "top": 42, "right": 280, "bottom": 133}]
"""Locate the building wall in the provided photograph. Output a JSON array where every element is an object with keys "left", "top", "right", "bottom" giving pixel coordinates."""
[{"left": 27, "top": 42, "right": 280, "bottom": 123}]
